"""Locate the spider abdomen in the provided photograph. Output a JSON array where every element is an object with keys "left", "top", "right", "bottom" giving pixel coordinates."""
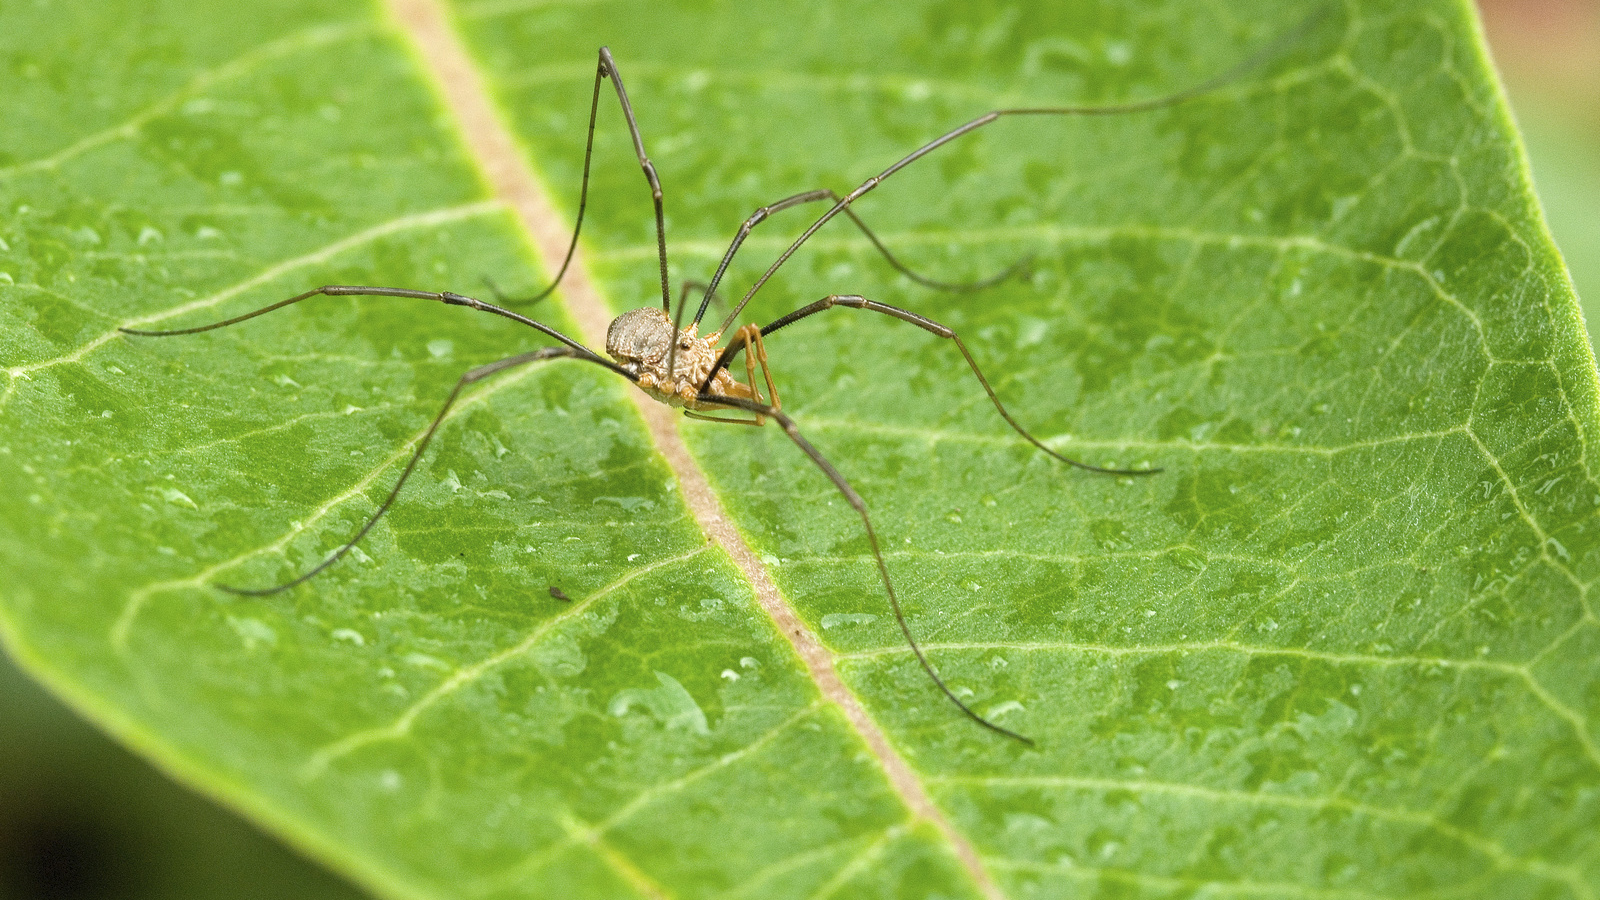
[{"left": 606, "top": 306, "right": 751, "bottom": 408}]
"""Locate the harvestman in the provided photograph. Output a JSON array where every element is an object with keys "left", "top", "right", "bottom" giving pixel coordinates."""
[{"left": 123, "top": 20, "right": 1317, "bottom": 745}]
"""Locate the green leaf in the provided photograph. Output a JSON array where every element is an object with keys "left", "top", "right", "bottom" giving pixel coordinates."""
[
  {"left": 3, "top": 1, "right": 1597, "bottom": 898},
  {"left": 1514, "top": 105, "right": 1600, "bottom": 349}
]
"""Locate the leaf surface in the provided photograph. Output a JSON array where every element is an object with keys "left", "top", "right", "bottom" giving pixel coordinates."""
[{"left": 2, "top": 0, "right": 1597, "bottom": 898}]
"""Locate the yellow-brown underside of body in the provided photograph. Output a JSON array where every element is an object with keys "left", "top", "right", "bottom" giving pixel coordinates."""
[{"left": 636, "top": 368, "right": 756, "bottom": 410}]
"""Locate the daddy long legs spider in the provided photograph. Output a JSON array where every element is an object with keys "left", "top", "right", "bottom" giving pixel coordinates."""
[{"left": 122, "top": 16, "right": 1320, "bottom": 745}]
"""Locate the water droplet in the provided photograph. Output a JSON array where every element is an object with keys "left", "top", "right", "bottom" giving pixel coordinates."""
[
  {"left": 158, "top": 487, "right": 197, "bottom": 508},
  {"left": 405, "top": 652, "right": 450, "bottom": 671},
  {"left": 608, "top": 671, "right": 709, "bottom": 735},
  {"left": 227, "top": 616, "right": 276, "bottom": 650},
  {"left": 821, "top": 613, "right": 878, "bottom": 629}
]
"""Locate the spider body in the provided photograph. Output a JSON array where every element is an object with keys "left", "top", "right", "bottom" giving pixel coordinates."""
[{"left": 605, "top": 307, "right": 758, "bottom": 411}]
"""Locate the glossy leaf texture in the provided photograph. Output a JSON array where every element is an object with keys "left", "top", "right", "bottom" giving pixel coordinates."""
[{"left": 2, "top": 1, "right": 1597, "bottom": 898}]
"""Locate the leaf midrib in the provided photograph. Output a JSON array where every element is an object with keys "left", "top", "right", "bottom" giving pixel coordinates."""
[{"left": 379, "top": 0, "right": 1003, "bottom": 896}]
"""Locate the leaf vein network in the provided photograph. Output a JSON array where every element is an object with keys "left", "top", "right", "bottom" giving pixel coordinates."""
[
  {"left": 0, "top": 21, "right": 373, "bottom": 181},
  {"left": 0, "top": 201, "right": 501, "bottom": 410},
  {"left": 947, "top": 774, "right": 1589, "bottom": 896},
  {"left": 107, "top": 348, "right": 552, "bottom": 650}
]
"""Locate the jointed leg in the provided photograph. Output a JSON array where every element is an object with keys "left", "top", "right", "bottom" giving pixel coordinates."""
[
  {"left": 689, "top": 188, "right": 1029, "bottom": 330},
  {"left": 682, "top": 324, "right": 778, "bottom": 426},
  {"left": 736, "top": 324, "right": 780, "bottom": 412},
  {"left": 697, "top": 393, "right": 1033, "bottom": 745},
  {"left": 706, "top": 294, "right": 1159, "bottom": 476},
  {"left": 215, "top": 347, "right": 618, "bottom": 596},
  {"left": 678, "top": 279, "right": 712, "bottom": 315},
  {"left": 119, "top": 285, "right": 612, "bottom": 364},
  {"left": 713, "top": 9, "right": 1329, "bottom": 335},
  {"left": 492, "top": 47, "right": 674, "bottom": 313},
  {"left": 122, "top": 288, "right": 637, "bottom": 593},
  {"left": 683, "top": 410, "right": 762, "bottom": 426}
]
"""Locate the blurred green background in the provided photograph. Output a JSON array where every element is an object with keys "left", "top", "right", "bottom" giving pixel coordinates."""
[
  {"left": 2, "top": 2, "right": 1596, "bottom": 898},
  {"left": 1479, "top": 0, "right": 1600, "bottom": 345}
]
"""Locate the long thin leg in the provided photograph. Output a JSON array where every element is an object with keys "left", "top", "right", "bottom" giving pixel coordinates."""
[
  {"left": 662, "top": 278, "right": 727, "bottom": 379},
  {"left": 217, "top": 347, "right": 622, "bottom": 596},
  {"left": 597, "top": 46, "right": 674, "bottom": 314},
  {"left": 682, "top": 324, "right": 781, "bottom": 425},
  {"left": 492, "top": 47, "right": 673, "bottom": 313},
  {"left": 678, "top": 279, "right": 712, "bottom": 314},
  {"left": 121, "top": 281, "right": 601, "bottom": 352},
  {"left": 119, "top": 285, "right": 638, "bottom": 382},
  {"left": 484, "top": 53, "right": 605, "bottom": 307},
  {"left": 713, "top": 8, "right": 1327, "bottom": 336},
  {"left": 705, "top": 294, "right": 1159, "bottom": 476},
  {"left": 689, "top": 188, "right": 1029, "bottom": 330},
  {"left": 487, "top": 251, "right": 683, "bottom": 311},
  {"left": 736, "top": 324, "right": 780, "bottom": 414},
  {"left": 678, "top": 278, "right": 739, "bottom": 322},
  {"left": 696, "top": 393, "right": 1033, "bottom": 746},
  {"left": 684, "top": 410, "right": 762, "bottom": 426}
]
